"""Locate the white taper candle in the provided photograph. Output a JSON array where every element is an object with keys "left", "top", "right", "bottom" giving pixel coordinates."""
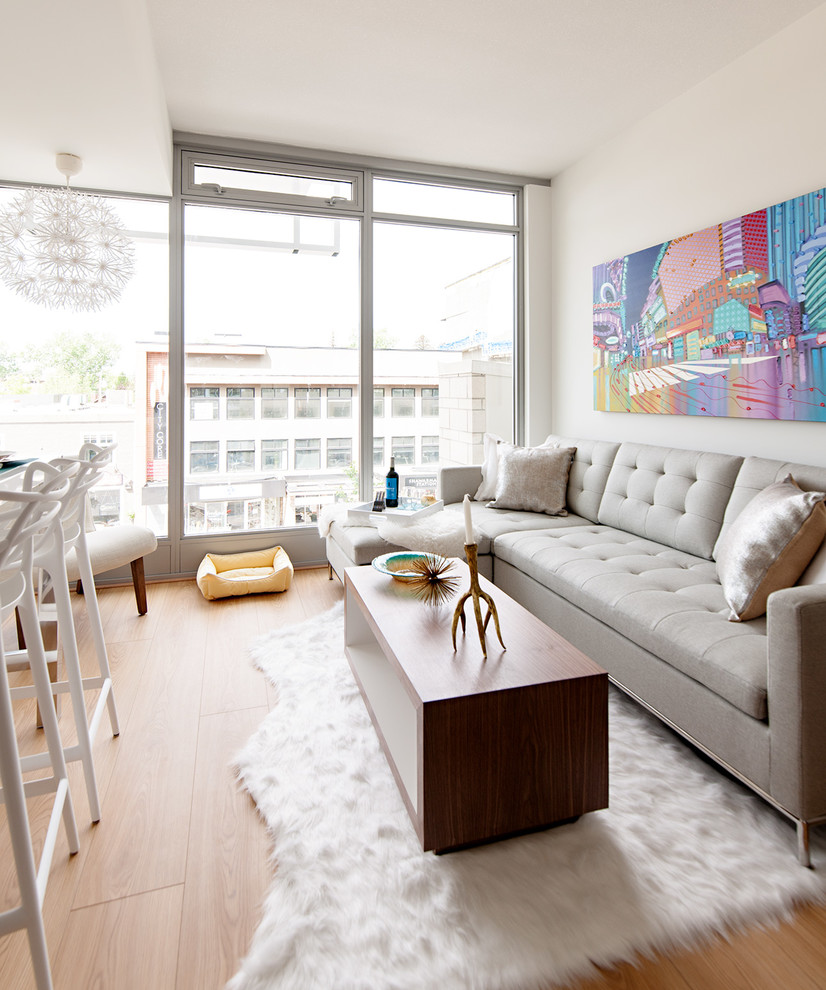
[{"left": 463, "top": 493, "right": 473, "bottom": 545}]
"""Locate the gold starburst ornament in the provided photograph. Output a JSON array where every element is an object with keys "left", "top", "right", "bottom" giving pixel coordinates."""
[{"left": 406, "top": 553, "right": 460, "bottom": 606}]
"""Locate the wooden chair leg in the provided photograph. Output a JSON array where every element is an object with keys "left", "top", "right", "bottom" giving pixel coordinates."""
[
  {"left": 130, "top": 557, "right": 148, "bottom": 615},
  {"left": 15, "top": 607, "right": 25, "bottom": 648},
  {"left": 35, "top": 622, "right": 60, "bottom": 729}
]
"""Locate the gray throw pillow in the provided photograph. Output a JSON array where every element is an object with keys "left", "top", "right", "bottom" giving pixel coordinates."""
[
  {"left": 488, "top": 445, "right": 576, "bottom": 516},
  {"left": 715, "top": 475, "right": 826, "bottom": 621}
]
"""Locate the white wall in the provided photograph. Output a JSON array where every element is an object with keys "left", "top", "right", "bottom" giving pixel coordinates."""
[{"left": 545, "top": 3, "right": 826, "bottom": 467}]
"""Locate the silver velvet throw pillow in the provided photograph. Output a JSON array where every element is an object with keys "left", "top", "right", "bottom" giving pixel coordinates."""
[
  {"left": 716, "top": 475, "right": 826, "bottom": 622},
  {"left": 488, "top": 445, "right": 576, "bottom": 516}
]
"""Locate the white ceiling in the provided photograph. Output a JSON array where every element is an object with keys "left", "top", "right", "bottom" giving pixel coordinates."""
[{"left": 2, "top": 0, "right": 824, "bottom": 196}]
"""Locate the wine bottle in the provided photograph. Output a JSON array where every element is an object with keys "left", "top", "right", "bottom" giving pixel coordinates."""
[{"left": 385, "top": 456, "right": 399, "bottom": 508}]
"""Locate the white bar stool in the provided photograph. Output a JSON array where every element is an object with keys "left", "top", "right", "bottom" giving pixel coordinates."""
[
  {"left": 0, "top": 487, "right": 81, "bottom": 990},
  {"left": 7, "top": 451, "right": 120, "bottom": 823}
]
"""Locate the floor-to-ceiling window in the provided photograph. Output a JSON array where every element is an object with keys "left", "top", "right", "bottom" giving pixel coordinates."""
[
  {"left": 182, "top": 197, "right": 361, "bottom": 533},
  {"left": 180, "top": 152, "right": 520, "bottom": 534},
  {"left": 0, "top": 190, "right": 170, "bottom": 535},
  {"left": 372, "top": 176, "right": 517, "bottom": 497},
  {"left": 0, "top": 145, "right": 527, "bottom": 572}
]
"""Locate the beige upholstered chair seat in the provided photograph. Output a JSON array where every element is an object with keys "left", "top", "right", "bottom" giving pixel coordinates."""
[
  {"left": 64, "top": 525, "right": 157, "bottom": 583},
  {"left": 64, "top": 524, "right": 158, "bottom": 615}
]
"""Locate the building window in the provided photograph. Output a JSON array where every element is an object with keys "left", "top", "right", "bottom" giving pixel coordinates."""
[
  {"left": 421, "top": 387, "right": 439, "bottom": 416},
  {"left": 295, "top": 438, "right": 321, "bottom": 470},
  {"left": 421, "top": 436, "right": 440, "bottom": 464},
  {"left": 295, "top": 387, "right": 321, "bottom": 418},
  {"left": 89, "top": 489, "right": 121, "bottom": 526},
  {"left": 190, "top": 387, "right": 219, "bottom": 420},
  {"left": 392, "top": 436, "right": 415, "bottom": 466},
  {"left": 227, "top": 500, "right": 245, "bottom": 530},
  {"left": 262, "top": 439, "right": 287, "bottom": 470},
  {"left": 327, "top": 437, "right": 352, "bottom": 468},
  {"left": 190, "top": 440, "right": 219, "bottom": 474},
  {"left": 327, "top": 387, "right": 352, "bottom": 418},
  {"left": 83, "top": 432, "right": 116, "bottom": 446},
  {"left": 391, "top": 387, "right": 415, "bottom": 417},
  {"left": 373, "top": 437, "right": 384, "bottom": 467},
  {"left": 261, "top": 386, "right": 288, "bottom": 419},
  {"left": 226, "top": 387, "right": 254, "bottom": 419},
  {"left": 373, "top": 388, "right": 385, "bottom": 417},
  {"left": 227, "top": 439, "right": 255, "bottom": 472}
]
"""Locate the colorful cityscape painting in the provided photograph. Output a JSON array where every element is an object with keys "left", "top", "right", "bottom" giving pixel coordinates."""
[{"left": 593, "top": 186, "right": 826, "bottom": 421}]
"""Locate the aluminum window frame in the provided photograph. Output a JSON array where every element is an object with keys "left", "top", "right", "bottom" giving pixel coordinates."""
[
  {"left": 171, "top": 139, "right": 535, "bottom": 572},
  {"left": 182, "top": 151, "right": 364, "bottom": 213}
]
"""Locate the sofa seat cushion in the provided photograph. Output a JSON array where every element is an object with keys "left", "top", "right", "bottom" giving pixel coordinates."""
[
  {"left": 445, "top": 500, "right": 591, "bottom": 544},
  {"left": 327, "top": 521, "right": 411, "bottom": 566},
  {"left": 494, "top": 525, "right": 768, "bottom": 719}
]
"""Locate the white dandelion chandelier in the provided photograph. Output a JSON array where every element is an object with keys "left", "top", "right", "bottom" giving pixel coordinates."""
[{"left": 0, "top": 153, "right": 135, "bottom": 312}]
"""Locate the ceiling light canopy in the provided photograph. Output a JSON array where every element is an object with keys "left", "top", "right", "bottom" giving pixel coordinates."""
[{"left": 0, "top": 153, "right": 135, "bottom": 312}]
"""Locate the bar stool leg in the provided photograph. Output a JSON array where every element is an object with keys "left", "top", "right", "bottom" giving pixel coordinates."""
[
  {"left": 75, "top": 528, "right": 119, "bottom": 735},
  {"left": 17, "top": 583, "right": 80, "bottom": 856},
  {"left": 0, "top": 653, "right": 55, "bottom": 990},
  {"left": 47, "top": 559, "right": 102, "bottom": 822}
]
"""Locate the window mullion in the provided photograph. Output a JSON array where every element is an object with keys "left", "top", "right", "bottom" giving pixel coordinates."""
[{"left": 359, "top": 175, "right": 374, "bottom": 502}]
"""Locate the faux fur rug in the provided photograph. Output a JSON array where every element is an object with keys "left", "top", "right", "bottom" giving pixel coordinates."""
[{"left": 229, "top": 605, "right": 825, "bottom": 990}]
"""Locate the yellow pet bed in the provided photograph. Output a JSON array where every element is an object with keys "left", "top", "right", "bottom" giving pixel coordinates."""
[{"left": 196, "top": 546, "right": 294, "bottom": 600}]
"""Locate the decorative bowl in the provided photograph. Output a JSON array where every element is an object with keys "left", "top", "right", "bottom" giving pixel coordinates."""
[{"left": 372, "top": 551, "right": 447, "bottom": 582}]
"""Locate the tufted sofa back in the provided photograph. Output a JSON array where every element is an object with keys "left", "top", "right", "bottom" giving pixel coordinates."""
[
  {"left": 597, "top": 442, "right": 743, "bottom": 559},
  {"left": 542, "top": 436, "right": 621, "bottom": 523},
  {"left": 713, "top": 456, "right": 826, "bottom": 559}
]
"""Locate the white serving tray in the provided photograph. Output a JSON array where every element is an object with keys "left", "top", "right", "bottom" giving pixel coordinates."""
[{"left": 347, "top": 498, "right": 444, "bottom": 527}]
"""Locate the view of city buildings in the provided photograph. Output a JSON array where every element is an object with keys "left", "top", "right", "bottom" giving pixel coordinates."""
[{"left": 0, "top": 170, "right": 517, "bottom": 541}]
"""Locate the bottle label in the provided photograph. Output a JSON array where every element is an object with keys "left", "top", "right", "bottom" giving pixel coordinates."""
[{"left": 386, "top": 477, "right": 398, "bottom": 501}]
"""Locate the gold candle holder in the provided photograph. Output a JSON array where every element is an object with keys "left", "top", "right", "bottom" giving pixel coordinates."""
[{"left": 451, "top": 543, "right": 506, "bottom": 660}]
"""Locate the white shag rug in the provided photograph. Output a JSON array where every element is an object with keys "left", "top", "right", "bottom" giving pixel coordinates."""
[{"left": 229, "top": 604, "right": 826, "bottom": 990}]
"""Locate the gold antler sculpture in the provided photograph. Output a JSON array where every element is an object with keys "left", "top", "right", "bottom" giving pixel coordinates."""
[{"left": 451, "top": 543, "right": 505, "bottom": 660}]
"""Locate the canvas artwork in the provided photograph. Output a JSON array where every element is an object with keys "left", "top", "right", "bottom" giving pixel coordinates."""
[{"left": 593, "top": 187, "right": 826, "bottom": 421}]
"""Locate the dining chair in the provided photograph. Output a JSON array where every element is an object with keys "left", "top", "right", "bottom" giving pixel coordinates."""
[
  {"left": 0, "top": 486, "right": 80, "bottom": 990},
  {"left": 62, "top": 442, "right": 157, "bottom": 615}
]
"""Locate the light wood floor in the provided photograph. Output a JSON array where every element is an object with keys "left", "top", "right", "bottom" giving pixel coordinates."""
[{"left": 1, "top": 567, "right": 825, "bottom": 989}]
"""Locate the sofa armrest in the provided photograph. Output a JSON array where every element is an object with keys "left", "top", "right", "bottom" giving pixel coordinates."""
[
  {"left": 767, "top": 583, "right": 826, "bottom": 820},
  {"left": 438, "top": 466, "right": 482, "bottom": 505}
]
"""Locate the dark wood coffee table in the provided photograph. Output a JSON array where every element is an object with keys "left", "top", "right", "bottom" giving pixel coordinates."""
[{"left": 344, "top": 560, "right": 608, "bottom": 853}]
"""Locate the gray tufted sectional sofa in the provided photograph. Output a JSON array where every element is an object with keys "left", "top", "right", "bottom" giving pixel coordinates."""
[{"left": 328, "top": 434, "right": 826, "bottom": 864}]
